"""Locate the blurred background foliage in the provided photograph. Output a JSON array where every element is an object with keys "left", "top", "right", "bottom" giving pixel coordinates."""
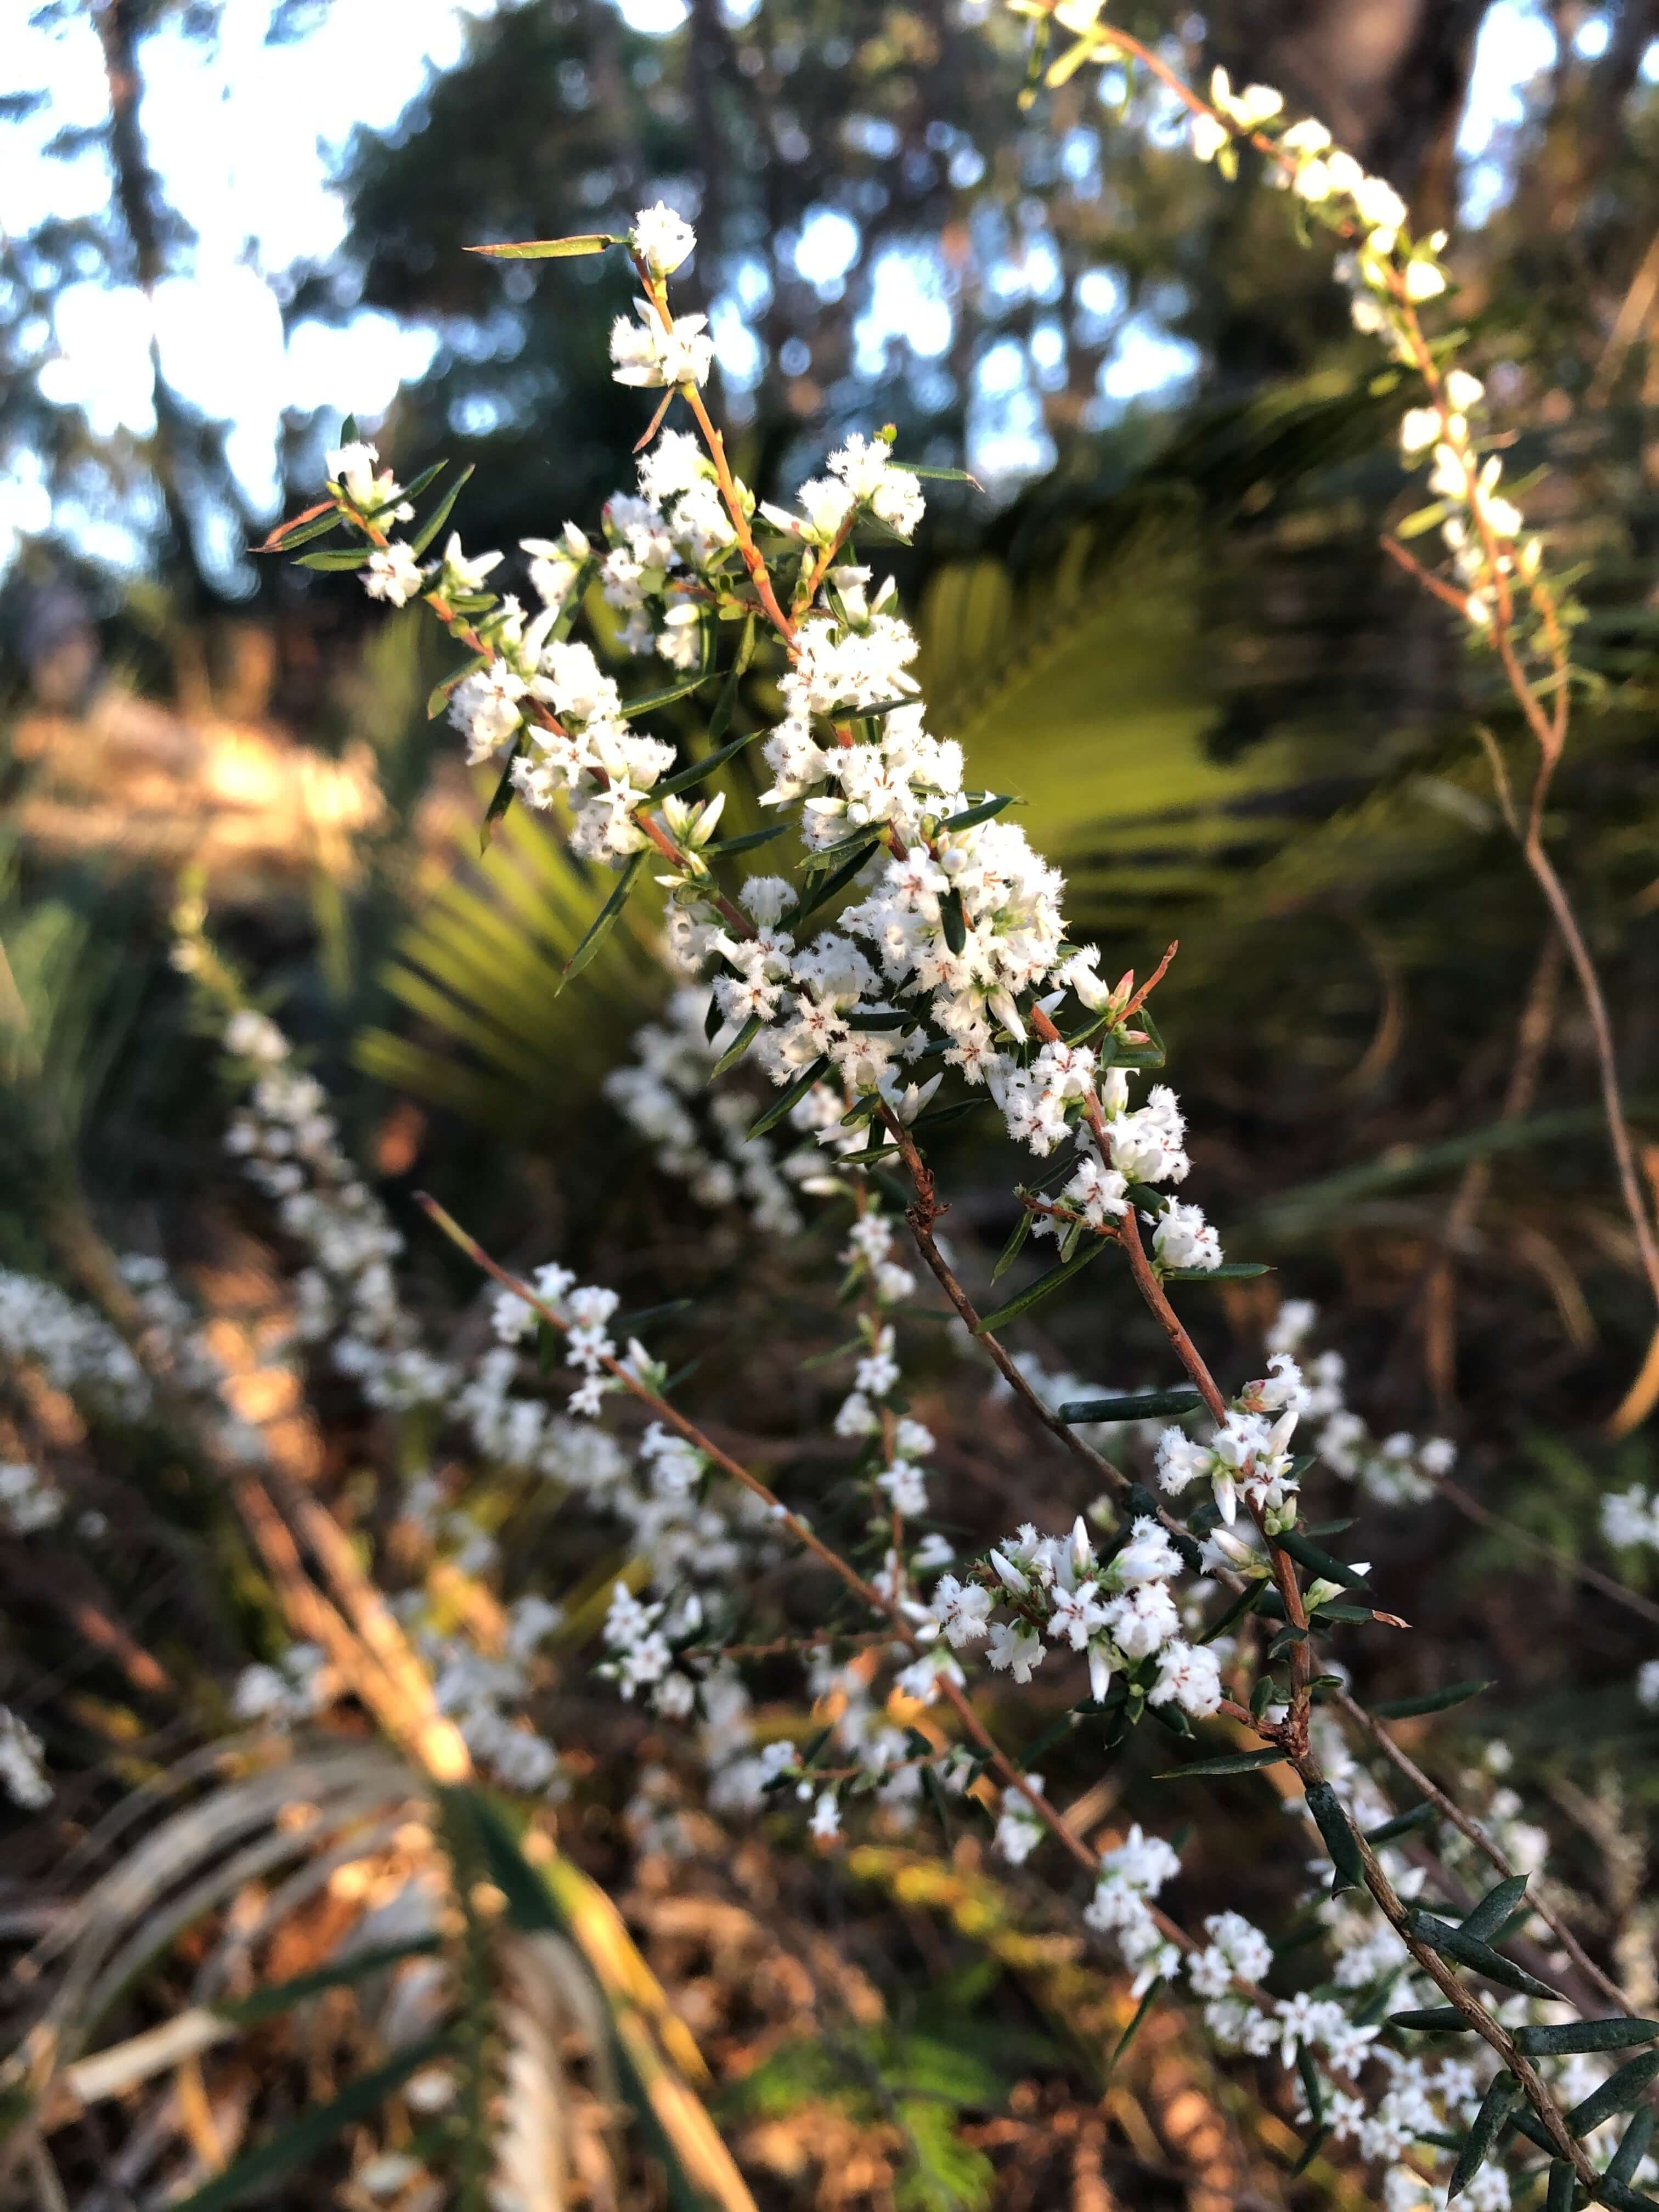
[{"left": 7, "top": 0, "right": 1659, "bottom": 2204}]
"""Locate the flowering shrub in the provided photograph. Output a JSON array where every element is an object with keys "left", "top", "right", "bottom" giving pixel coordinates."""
[{"left": 9, "top": 19, "right": 1659, "bottom": 2211}]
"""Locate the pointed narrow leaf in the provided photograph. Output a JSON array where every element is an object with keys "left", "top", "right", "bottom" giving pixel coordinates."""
[
  {"left": 256, "top": 497, "right": 336, "bottom": 551},
  {"left": 409, "top": 462, "right": 476, "bottom": 558},
  {"left": 296, "top": 545, "right": 373, "bottom": 570},
  {"left": 1387, "top": 2008, "right": 1474, "bottom": 2033},
  {"left": 1297, "top": 2044, "right": 1324, "bottom": 2128},
  {"left": 1305, "top": 1781, "right": 1364, "bottom": 1895},
  {"left": 1609, "top": 2109, "right": 1656, "bottom": 2190},
  {"left": 1154, "top": 1747, "right": 1285, "bottom": 1780},
  {"left": 899, "top": 461, "right": 985, "bottom": 486},
  {"left": 1515, "top": 2019, "right": 1659, "bottom": 2058},
  {"left": 430, "top": 653, "right": 487, "bottom": 718},
  {"left": 937, "top": 793, "right": 1017, "bottom": 832},
  {"left": 1405, "top": 1911, "right": 1559, "bottom": 2000},
  {"left": 1547, "top": 2164, "right": 1576, "bottom": 2212},
  {"left": 558, "top": 850, "right": 647, "bottom": 990},
  {"left": 479, "top": 735, "right": 526, "bottom": 850},
  {"left": 1103, "top": 1975, "right": 1164, "bottom": 2084},
  {"left": 1460, "top": 1876, "right": 1530, "bottom": 1944},
  {"left": 747, "top": 1054, "right": 831, "bottom": 1140},
  {"left": 468, "top": 232, "right": 622, "bottom": 258},
  {"left": 1566, "top": 2051, "right": 1659, "bottom": 2137},
  {"left": 1198, "top": 1578, "right": 1269, "bottom": 1646},
  {"left": 792, "top": 839, "right": 882, "bottom": 924},
  {"left": 397, "top": 459, "right": 448, "bottom": 505},
  {"left": 991, "top": 1206, "right": 1035, "bottom": 1282},
  {"left": 1290, "top": 2125, "right": 1331, "bottom": 2178},
  {"left": 1274, "top": 1529, "right": 1374, "bottom": 1594},
  {"left": 1059, "top": 1388, "right": 1202, "bottom": 1424},
  {"left": 939, "top": 887, "right": 967, "bottom": 955},
  {"left": 268, "top": 509, "right": 345, "bottom": 550},
  {"left": 1163, "top": 1262, "right": 1272, "bottom": 1281},
  {"left": 1598, "top": 2179, "right": 1659, "bottom": 2212},
  {"left": 652, "top": 725, "right": 759, "bottom": 798},
  {"left": 1510, "top": 2109, "right": 1555, "bottom": 2155},
  {"left": 705, "top": 618, "right": 753, "bottom": 745},
  {"left": 707, "top": 823, "right": 786, "bottom": 855},
  {"left": 623, "top": 670, "right": 715, "bottom": 720},
  {"left": 708, "top": 1012, "right": 765, "bottom": 1080},
  {"left": 1447, "top": 2071, "right": 1521, "bottom": 2199},
  {"left": 1373, "top": 1680, "right": 1492, "bottom": 1720},
  {"left": 217, "top": 1938, "right": 442, "bottom": 2027},
  {"left": 167, "top": 2036, "right": 452, "bottom": 2211},
  {"left": 1366, "top": 1801, "right": 1436, "bottom": 1844},
  {"left": 973, "top": 1238, "right": 1105, "bottom": 1334}
]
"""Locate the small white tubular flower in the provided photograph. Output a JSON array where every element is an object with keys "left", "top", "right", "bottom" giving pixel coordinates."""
[
  {"left": 1148, "top": 1639, "right": 1222, "bottom": 1717},
  {"left": 1152, "top": 1200, "right": 1222, "bottom": 1273},
  {"left": 610, "top": 302, "right": 714, "bottom": 388},
  {"left": 1403, "top": 258, "right": 1447, "bottom": 303},
  {"left": 810, "top": 1790, "right": 841, "bottom": 1842},
  {"left": 630, "top": 201, "right": 696, "bottom": 277},
  {"left": 0, "top": 1708, "right": 50, "bottom": 1810},
  {"left": 1398, "top": 407, "right": 1441, "bottom": 459},
  {"left": 1190, "top": 111, "right": 1229, "bottom": 162},
  {"left": 364, "top": 542, "right": 425, "bottom": 607}
]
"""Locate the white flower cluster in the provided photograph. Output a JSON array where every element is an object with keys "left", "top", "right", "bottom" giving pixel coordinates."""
[
  {"left": 0, "top": 1266, "right": 151, "bottom": 1421},
  {"left": 223, "top": 1010, "right": 450, "bottom": 1412},
  {"left": 1267, "top": 1301, "right": 1455, "bottom": 1505},
  {"left": 1601, "top": 1480, "right": 1659, "bottom": 1554},
  {"left": 0, "top": 1460, "right": 64, "bottom": 1536},
  {"left": 931, "top": 1513, "right": 1221, "bottom": 1722},
  {"left": 490, "top": 1265, "right": 629, "bottom": 1421},
  {"left": 1156, "top": 1358, "right": 1304, "bottom": 1533},
  {"left": 1082, "top": 1823, "right": 1183, "bottom": 1995},
  {"left": 1171, "top": 64, "right": 1540, "bottom": 639},
  {"left": 760, "top": 433, "right": 926, "bottom": 548},
  {"left": 602, "top": 983, "right": 804, "bottom": 1235}
]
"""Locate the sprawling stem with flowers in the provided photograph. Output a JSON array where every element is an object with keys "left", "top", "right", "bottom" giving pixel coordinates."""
[{"left": 246, "top": 149, "right": 1659, "bottom": 2205}]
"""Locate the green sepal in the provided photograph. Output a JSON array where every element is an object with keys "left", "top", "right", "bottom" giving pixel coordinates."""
[
  {"left": 747, "top": 1054, "right": 832, "bottom": 1139},
  {"left": 558, "top": 849, "right": 647, "bottom": 991}
]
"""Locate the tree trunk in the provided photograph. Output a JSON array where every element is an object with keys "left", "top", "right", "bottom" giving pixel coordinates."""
[{"left": 1207, "top": 0, "right": 1493, "bottom": 224}]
